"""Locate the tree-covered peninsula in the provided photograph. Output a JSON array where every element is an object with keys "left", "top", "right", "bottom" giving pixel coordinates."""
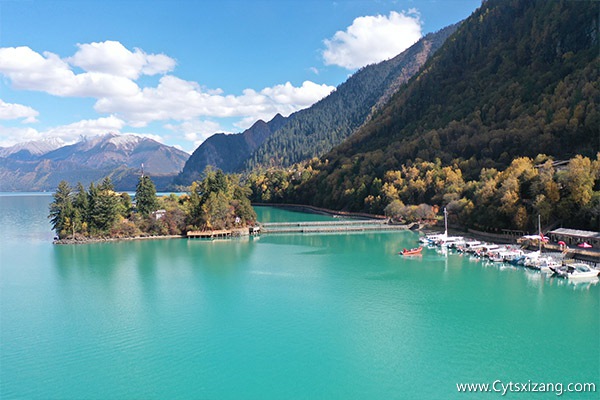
[{"left": 49, "top": 169, "right": 256, "bottom": 241}]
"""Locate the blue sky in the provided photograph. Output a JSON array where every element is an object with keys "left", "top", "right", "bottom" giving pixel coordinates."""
[{"left": 0, "top": 0, "right": 482, "bottom": 153}]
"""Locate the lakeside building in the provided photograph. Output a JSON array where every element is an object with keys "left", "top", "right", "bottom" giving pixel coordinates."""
[{"left": 548, "top": 228, "right": 600, "bottom": 247}]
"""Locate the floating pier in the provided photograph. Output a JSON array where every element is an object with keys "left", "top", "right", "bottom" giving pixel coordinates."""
[{"left": 260, "top": 219, "right": 408, "bottom": 234}]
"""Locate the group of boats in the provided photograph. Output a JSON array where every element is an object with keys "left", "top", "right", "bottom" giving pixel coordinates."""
[
  {"left": 404, "top": 209, "right": 600, "bottom": 280},
  {"left": 416, "top": 232, "right": 600, "bottom": 280}
]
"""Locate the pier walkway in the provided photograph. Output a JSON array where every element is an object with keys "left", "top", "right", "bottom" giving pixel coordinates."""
[{"left": 260, "top": 219, "right": 410, "bottom": 234}]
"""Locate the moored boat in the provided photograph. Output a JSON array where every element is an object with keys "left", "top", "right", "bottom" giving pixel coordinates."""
[
  {"left": 401, "top": 247, "right": 423, "bottom": 256},
  {"left": 550, "top": 263, "right": 600, "bottom": 279}
]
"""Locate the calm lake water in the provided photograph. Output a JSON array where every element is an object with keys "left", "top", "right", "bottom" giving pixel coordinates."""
[{"left": 1, "top": 194, "right": 598, "bottom": 399}]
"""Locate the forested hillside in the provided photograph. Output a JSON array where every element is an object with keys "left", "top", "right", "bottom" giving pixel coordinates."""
[
  {"left": 302, "top": 1, "right": 597, "bottom": 202},
  {"left": 175, "top": 114, "right": 286, "bottom": 185},
  {"left": 245, "top": 24, "right": 458, "bottom": 170},
  {"left": 251, "top": 0, "right": 600, "bottom": 232}
]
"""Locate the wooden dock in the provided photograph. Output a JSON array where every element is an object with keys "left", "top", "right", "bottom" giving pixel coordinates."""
[
  {"left": 187, "top": 230, "right": 232, "bottom": 239},
  {"left": 260, "top": 219, "right": 409, "bottom": 234},
  {"left": 185, "top": 220, "right": 409, "bottom": 238}
]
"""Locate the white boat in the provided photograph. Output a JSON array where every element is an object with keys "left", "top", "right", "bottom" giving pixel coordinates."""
[
  {"left": 501, "top": 249, "right": 524, "bottom": 262},
  {"left": 523, "top": 250, "right": 541, "bottom": 267},
  {"left": 420, "top": 208, "right": 452, "bottom": 245},
  {"left": 528, "top": 256, "right": 561, "bottom": 273},
  {"left": 437, "top": 235, "right": 464, "bottom": 247},
  {"left": 550, "top": 263, "right": 600, "bottom": 279},
  {"left": 458, "top": 240, "right": 481, "bottom": 251},
  {"left": 419, "top": 233, "right": 446, "bottom": 244},
  {"left": 489, "top": 248, "right": 523, "bottom": 263}
]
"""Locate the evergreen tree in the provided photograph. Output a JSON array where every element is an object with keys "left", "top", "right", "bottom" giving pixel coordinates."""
[
  {"left": 135, "top": 175, "right": 158, "bottom": 216},
  {"left": 48, "top": 181, "right": 74, "bottom": 238},
  {"left": 119, "top": 192, "right": 133, "bottom": 218},
  {"left": 72, "top": 182, "right": 89, "bottom": 235},
  {"left": 90, "top": 177, "right": 120, "bottom": 233}
]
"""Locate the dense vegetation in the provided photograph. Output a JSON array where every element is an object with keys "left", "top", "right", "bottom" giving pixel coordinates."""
[
  {"left": 49, "top": 170, "right": 256, "bottom": 240},
  {"left": 256, "top": 0, "right": 599, "bottom": 231},
  {"left": 247, "top": 153, "right": 600, "bottom": 232}
]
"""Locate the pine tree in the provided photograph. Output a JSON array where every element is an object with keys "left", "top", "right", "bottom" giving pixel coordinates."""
[
  {"left": 135, "top": 175, "right": 158, "bottom": 216},
  {"left": 48, "top": 181, "right": 74, "bottom": 238},
  {"left": 90, "top": 177, "right": 120, "bottom": 234}
]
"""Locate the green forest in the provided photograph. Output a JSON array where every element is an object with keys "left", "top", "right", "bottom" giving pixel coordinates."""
[
  {"left": 244, "top": 0, "right": 600, "bottom": 233},
  {"left": 247, "top": 153, "right": 600, "bottom": 233},
  {"left": 49, "top": 170, "right": 256, "bottom": 240}
]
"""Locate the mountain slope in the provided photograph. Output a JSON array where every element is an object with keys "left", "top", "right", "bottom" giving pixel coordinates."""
[
  {"left": 0, "top": 133, "right": 189, "bottom": 191},
  {"left": 296, "top": 0, "right": 599, "bottom": 211},
  {"left": 246, "top": 23, "right": 459, "bottom": 170},
  {"left": 175, "top": 113, "right": 286, "bottom": 184},
  {"left": 176, "top": 23, "right": 458, "bottom": 186}
]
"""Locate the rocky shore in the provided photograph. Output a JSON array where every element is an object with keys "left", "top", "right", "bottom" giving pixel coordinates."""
[{"left": 53, "top": 234, "right": 186, "bottom": 245}]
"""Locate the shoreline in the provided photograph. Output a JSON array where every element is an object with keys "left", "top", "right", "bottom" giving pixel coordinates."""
[{"left": 53, "top": 234, "right": 187, "bottom": 245}]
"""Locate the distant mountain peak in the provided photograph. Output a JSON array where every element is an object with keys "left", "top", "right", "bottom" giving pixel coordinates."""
[
  {"left": 0, "top": 132, "right": 190, "bottom": 191},
  {"left": 0, "top": 137, "right": 65, "bottom": 159}
]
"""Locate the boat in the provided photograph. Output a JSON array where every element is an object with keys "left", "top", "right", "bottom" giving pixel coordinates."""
[
  {"left": 400, "top": 247, "right": 423, "bottom": 256},
  {"left": 527, "top": 256, "right": 561, "bottom": 273},
  {"left": 419, "top": 233, "right": 446, "bottom": 245},
  {"left": 550, "top": 263, "right": 600, "bottom": 279},
  {"left": 437, "top": 235, "right": 464, "bottom": 247},
  {"left": 419, "top": 208, "right": 451, "bottom": 245}
]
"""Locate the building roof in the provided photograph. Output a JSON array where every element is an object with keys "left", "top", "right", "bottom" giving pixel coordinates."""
[{"left": 548, "top": 228, "right": 600, "bottom": 239}]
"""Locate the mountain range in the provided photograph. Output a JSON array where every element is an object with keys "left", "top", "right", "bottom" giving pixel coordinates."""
[
  {"left": 175, "top": 23, "right": 459, "bottom": 185},
  {"left": 0, "top": 133, "right": 189, "bottom": 191},
  {"left": 3, "top": 0, "right": 597, "bottom": 206}
]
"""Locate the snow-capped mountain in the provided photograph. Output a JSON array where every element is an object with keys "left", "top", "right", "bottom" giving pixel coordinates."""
[
  {"left": 0, "top": 133, "right": 189, "bottom": 191},
  {"left": 0, "top": 137, "right": 65, "bottom": 160}
]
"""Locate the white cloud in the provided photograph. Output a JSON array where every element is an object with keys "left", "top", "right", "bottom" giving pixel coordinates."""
[
  {"left": 0, "top": 41, "right": 336, "bottom": 149},
  {"left": 0, "top": 125, "right": 43, "bottom": 147},
  {"left": 323, "top": 10, "right": 422, "bottom": 69},
  {"left": 69, "top": 40, "right": 176, "bottom": 79},
  {"left": 42, "top": 115, "right": 126, "bottom": 143},
  {"left": 165, "top": 119, "right": 224, "bottom": 150},
  {"left": 0, "top": 46, "right": 139, "bottom": 97},
  {"left": 95, "top": 76, "right": 335, "bottom": 129},
  {"left": 0, "top": 99, "right": 39, "bottom": 123}
]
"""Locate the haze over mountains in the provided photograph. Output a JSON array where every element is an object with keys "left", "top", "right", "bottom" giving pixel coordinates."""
[{"left": 0, "top": 133, "right": 189, "bottom": 191}]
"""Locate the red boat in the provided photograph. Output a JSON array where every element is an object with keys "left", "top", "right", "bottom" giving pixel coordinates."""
[{"left": 400, "top": 246, "right": 423, "bottom": 256}]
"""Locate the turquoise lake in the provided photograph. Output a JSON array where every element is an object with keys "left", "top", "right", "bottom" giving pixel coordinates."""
[{"left": 1, "top": 194, "right": 598, "bottom": 399}]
